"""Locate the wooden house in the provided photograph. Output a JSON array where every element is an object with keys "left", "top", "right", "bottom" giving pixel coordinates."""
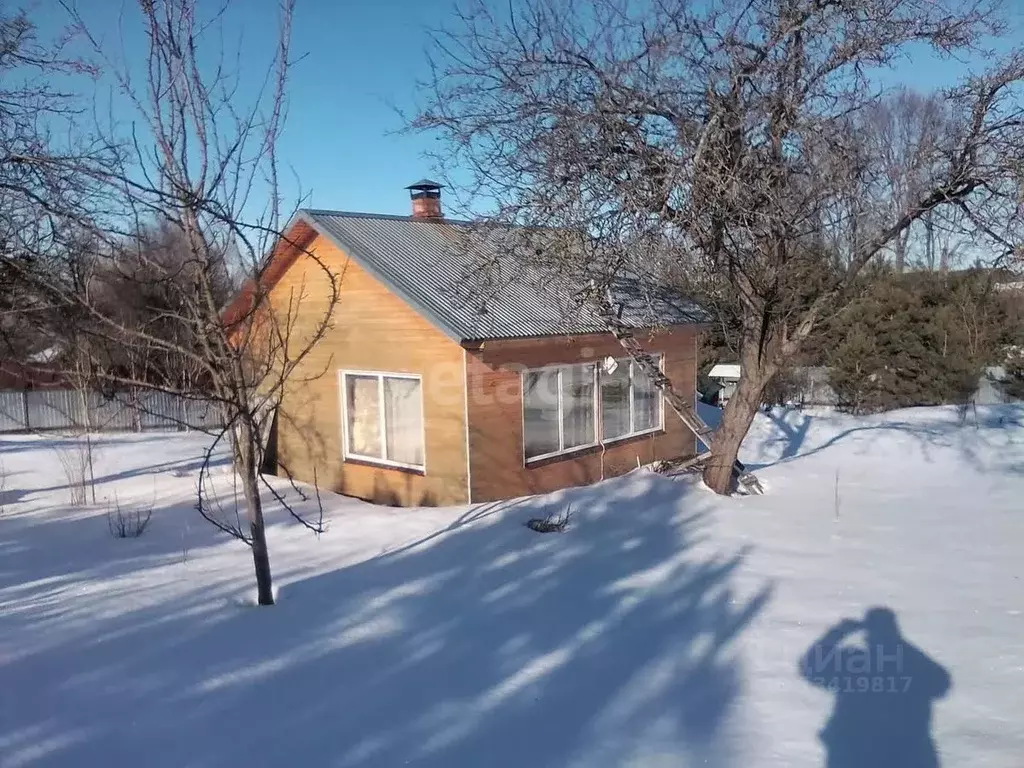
[{"left": 231, "top": 181, "right": 706, "bottom": 506}]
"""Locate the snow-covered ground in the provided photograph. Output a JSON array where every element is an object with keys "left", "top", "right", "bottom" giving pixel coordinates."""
[{"left": 1, "top": 406, "right": 1022, "bottom": 767}]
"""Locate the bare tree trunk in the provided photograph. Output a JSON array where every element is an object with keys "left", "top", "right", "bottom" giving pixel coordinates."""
[
  {"left": 894, "top": 229, "right": 908, "bottom": 273},
  {"left": 236, "top": 418, "right": 274, "bottom": 605},
  {"left": 85, "top": 431, "right": 96, "bottom": 505},
  {"left": 247, "top": 490, "right": 274, "bottom": 607},
  {"left": 75, "top": 371, "right": 98, "bottom": 504},
  {"left": 925, "top": 212, "right": 935, "bottom": 271},
  {"left": 703, "top": 355, "right": 773, "bottom": 494}
]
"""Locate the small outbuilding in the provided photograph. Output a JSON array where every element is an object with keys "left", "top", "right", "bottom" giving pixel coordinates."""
[{"left": 706, "top": 363, "right": 742, "bottom": 406}]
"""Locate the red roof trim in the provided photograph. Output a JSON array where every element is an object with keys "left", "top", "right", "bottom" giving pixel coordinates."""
[{"left": 221, "top": 218, "right": 319, "bottom": 331}]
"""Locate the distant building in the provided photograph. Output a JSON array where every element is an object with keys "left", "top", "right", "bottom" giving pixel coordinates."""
[
  {"left": 704, "top": 364, "right": 839, "bottom": 408},
  {"left": 0, "top": 360, "right": 67, "bottom": 390},
  {"left": 706, "top": 363, "right": 741, "bottom": 406}
]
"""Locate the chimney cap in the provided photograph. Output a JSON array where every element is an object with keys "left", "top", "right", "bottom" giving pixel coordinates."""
[{"left": 405, "top": 178, "right": 444, "bottom": 192}]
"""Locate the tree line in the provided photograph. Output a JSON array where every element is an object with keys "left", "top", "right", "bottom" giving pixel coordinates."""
[{"left": 744, "top": 267, "right": 1024, "bottom": 413}]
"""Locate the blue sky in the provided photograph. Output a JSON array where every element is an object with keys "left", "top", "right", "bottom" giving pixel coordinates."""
[
  {"left": 51, "top": 0, "right": 440, "bottom": 216},
  {"left": 41, "top": 0, "right": 1024, "bottom": 219},
  {"left": 280, "top": 0, "right": 442, "bottom": 214}
]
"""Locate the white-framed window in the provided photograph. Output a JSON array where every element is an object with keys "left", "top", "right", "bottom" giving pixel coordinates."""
[
  {"left": 523, "top": 363, "right": 598, "bottom": 461},
  {"left": 521, "top": 356, "right": 664, "bottom": 463},
  {"left": 600, "top": 356, "right": 664, "bottom": 442},
  {"left": 340, "top": 370, "right": 425, "bottom": 471}
]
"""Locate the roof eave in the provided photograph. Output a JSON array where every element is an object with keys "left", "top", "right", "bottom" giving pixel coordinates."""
[{"left": 459, "top": 319, "right": 707, "bottom": 346}]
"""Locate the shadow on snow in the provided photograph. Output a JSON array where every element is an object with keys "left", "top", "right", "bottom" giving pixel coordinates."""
[
  {"left": 0, "top": 472, "right": 772, "bottom": 767},
  {"left": 747, "top": 403, "right": 1024, "bottom": 474},
  {"left": 800, "top": 607, "right": 951, "bottom": 768}
]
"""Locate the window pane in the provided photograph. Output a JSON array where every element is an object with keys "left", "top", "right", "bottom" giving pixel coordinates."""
[
  {"left": 632, "top": 361, "right": 660, "bottom": 432},
  {"left": 562, "top": 364, "right": 595, "bottom": 449},
  {"left": 601, "top": 361, "right": 631, "bottom": 440},
  {"left": 523, "top": 369, "right": 559, "bottom": 459},
  {"left": 384, "top": 377, "right": 424, "bottom": 466},
  {"left": 346, "top": 375, "right": 381, "bottom": 457}
]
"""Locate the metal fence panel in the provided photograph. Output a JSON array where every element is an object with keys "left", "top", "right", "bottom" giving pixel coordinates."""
[
  {"left": 25, "top": 390, "right": 80, "bottom": 430},
  {"left": 138, "top": 391, "right": 182, "bottom": 431},
  {"left": 0, "top": 388, "right": 224, "bottom": 433},
  {"left": 0, "top": 390, "right": 27, "bottom": 431},
  {"left": 91, "top": 393, "right": 137, "bottom": 431},
  {"left": 184, "top": 399, "right": 222, "bottom": 430}
]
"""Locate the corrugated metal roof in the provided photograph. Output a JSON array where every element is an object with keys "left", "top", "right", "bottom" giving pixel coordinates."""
[{"left": 300, "top": 209, "right": 708, "bottom": 342}]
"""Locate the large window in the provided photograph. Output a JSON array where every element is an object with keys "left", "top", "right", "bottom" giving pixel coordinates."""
[
  {"left": 341, "top": 371, "right": 425, "bottom": 470},
  {"left": 523, "top": 363, "right": 597, "bottom": 461},
  {"left": 601, "top": 357, "right": 663, "bottom": 441},
  {"left": 600, "top": 363, "right": 632, "bottom": 441},
  {"left": 522, "top": 357, "right": 663, "bottom": 462}
]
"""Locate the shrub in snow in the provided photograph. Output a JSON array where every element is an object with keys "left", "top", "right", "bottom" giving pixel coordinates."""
[
  {"left": 1002, "top": 348, "right": 1024, "bottom": 401},
  {"left": 762, "top": 367, "right": 809, "bottom": 408},
  {"left": 54, "top": 441, "right": 97, "bottom": 506},
  {"left": 107, "top": 498, "right": 153, "bottom": 539},
  {"left": 526, "top": 506, "right": 572, "bottom": 533}
]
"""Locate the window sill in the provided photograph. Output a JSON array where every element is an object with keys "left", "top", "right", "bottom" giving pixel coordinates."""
[
  {"left": 344, "top": 456, "right": 426, "bottom": 475},
  {"left": 602, "top": 426, "right": 664, "bottom": 446},
  {"left": 524, "top": 429, "right": 666, "bottom": 469},
  {"left": 525, "top": 443, "right": 602, "bottom": 468}
]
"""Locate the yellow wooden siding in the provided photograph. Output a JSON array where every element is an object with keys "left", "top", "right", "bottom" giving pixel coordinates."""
[{"left": 271, "top": 233, "right": 469, "bottom": 506}]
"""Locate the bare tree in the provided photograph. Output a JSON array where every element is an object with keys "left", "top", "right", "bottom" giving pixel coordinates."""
[
  {"left": 864, "top": 91, "right": 954, "bottom": 273},
  {"left": 0, "top": 7, "right": 115, "bottom": 358},
  {"left": 11, "top": 0, "right": 341, "bottom": 605},
  {"left": 415, "top": 0, "right": 1024, "bottom": 493},
  {"left": 0, "top": 8, "right": 117, "bottom": 503}
]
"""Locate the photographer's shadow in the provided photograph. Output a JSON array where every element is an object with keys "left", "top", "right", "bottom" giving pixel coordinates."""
[{"left": 799, "top": 607, "right": 952, "bottom": 768}]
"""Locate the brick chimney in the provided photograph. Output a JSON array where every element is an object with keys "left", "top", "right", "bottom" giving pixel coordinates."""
[{"left": 406, "top": 179, "right": 443, "bottom": 219}]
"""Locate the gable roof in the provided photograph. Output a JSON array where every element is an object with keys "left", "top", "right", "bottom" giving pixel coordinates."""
[{"left": 262, "top": 209, "right": 707, "bottom": 343}]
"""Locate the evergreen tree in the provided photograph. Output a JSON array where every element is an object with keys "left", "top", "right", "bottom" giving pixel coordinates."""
[{"left": 829, "top": 272, "right": 1004, "bottom": 413}]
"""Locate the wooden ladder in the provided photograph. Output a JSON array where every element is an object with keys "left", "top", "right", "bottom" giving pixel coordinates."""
[{"left": 593, "top": 291, "right": 763, "bottom": 494}]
